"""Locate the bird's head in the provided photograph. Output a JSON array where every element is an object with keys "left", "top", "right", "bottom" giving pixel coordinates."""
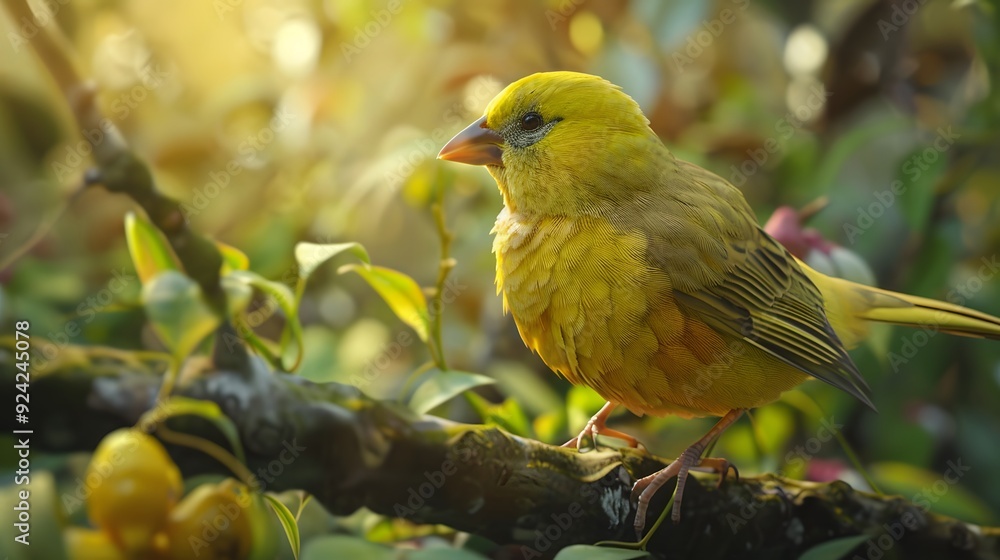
[{"left": 438, "top": 71, "right": 669, "bottom": 215}]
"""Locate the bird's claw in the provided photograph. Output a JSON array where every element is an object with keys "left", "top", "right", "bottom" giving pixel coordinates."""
[{"left": 562, "top": 403, "right": 642, "bottom": 451}]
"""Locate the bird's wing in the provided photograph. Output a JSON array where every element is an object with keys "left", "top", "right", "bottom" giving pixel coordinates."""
[{"left": 643, "top": 162, "right": 874, "bottom": 409}]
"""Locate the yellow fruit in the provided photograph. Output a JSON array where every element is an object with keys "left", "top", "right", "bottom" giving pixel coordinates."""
[
  {"left": 64, "top": 527, "right": 126, "bottom": 560},
  {"left": 85, "top": 428, "right": 183, "bottom": 556},
  {"left": 162, "top": 479, "right": 255, "bottom": 560}
]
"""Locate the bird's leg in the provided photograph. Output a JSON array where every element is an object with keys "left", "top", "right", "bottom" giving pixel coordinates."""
[
  {"left": 631, "top": 409, "right": 744, "bottom": 538},
  {"left": 562, "top": 401, "right": 642, "bottom": 451}
]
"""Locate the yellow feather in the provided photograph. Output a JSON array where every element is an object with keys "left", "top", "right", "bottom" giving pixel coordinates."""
[{"left": 444, "top": 71, "right": 1000, "bottom": 419}]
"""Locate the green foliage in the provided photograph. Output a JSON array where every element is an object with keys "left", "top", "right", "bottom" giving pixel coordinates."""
[
  {"left": 5, "top": 0, "right": 1000, "bottom": 556},
  {"left": 125, "top": 211, "right": 183, "bottom": 284},
  {"left": 141, "top": 396, "right": 248, "bottom": 465},
  {"left": 797, "top": 535, "right": 869, "bottom": 560},
  {"left": 142, "top": 270, "right": 220, "bottom": 359},
  {"left": 408, "top": 368, "right": 495, "bottom": 414},
  {"left": 554, "top": 545, "right": 651, "bottom": 559},
  {"left": 265, "top": 494, "right": 302, "bottom": 560},
  {"left": 340, "top": 263, "right": 431, "bottom": 343}
]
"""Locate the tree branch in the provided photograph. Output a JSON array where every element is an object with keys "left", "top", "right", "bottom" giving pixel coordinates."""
[{"left": 10, "top": 359, "right": 999, "bottom": 559}]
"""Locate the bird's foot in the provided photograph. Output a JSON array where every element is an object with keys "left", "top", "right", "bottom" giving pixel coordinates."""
[
  {"left": 630, "top": 409, "right": 744, "bottom": 539},
  {"left": 562, "top": 402, "right": 642, "bottom": 451},
  {"left": 630, "top": 450, "right": 736, "bottom": 538}
]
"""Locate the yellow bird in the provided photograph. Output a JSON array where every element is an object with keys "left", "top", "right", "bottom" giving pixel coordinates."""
[{"left": 437, "top": 71, "right": 1000, "bottom": 536}]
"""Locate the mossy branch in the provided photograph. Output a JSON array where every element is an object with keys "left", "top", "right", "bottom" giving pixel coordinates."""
[{"left": 9, "top": 359, "right": 999, "bottom": 560}]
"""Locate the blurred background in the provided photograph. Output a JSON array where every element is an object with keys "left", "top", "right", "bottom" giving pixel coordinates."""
[{"left": 2, "top": 0, "right": 1000, "bottom": 556}]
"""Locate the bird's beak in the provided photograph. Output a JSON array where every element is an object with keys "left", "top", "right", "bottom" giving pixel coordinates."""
[{"left": 437, "top": 116, "right": 504, "bottom": 167}]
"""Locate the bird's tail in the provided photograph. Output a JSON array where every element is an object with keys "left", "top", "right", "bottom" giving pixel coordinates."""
[{"left": 800, "top": 263, "right": 1000, "bottom": 349}]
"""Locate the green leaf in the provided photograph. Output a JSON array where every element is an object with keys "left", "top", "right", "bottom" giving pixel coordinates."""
[
  {"left": 406, "top": 548, "right": 490, "bottom": 560},
  {"left": 553, "top": 545, "right": 651, "bottom": 560},
  {"left": 870, "top": 462, "right": 995, "bottom": 524},
  {"left": 466, "top": 393, "right": 534, "bottom": 438},
  {"left": 533, "top": 410, "right": 568, "bottom": 445},
  {"left": 264, "top": 494, "right": 301, "bottom": 560},
  {"left": 748, "top": 405, "right": 794, "bottom": 457},
  {"left": 409, "top": 368, "right": 495, "bottom": 414},
  {"left": 140, "top": 396, "right": 247, "bottom": 464},
  {"left": 295, "top": 241, "right": 370, "bottom": 281},
  {"left": 487, "top": 360, "right": 564, "bottom": 416},
  {"left": 340, "top": 264, "right": 430, "bottom": 342},
  {"left": 125, "top": 211, "right": 182, "bottom": 284},
  {"left": 216, "top": 240, "right": 250, "bottom": 273},
  {"left": 798, "top": 535, "right": 869, "bottom": 560},
  {"left": 142, "top": 270, "right": 221, "bottom": 359},
  {"left": 301, "top": 535, "right": 394, "bottom": 560},
  {"left": 221, "top": 274, "right": 254, "bottom": 316},
  {"left": 229, "top": 270, "right": 304, "bottom": 371}
]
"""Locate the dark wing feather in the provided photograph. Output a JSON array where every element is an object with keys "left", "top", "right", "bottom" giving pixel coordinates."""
[{"left": 644, "top": 161, "right": 874, "bottom": 410}]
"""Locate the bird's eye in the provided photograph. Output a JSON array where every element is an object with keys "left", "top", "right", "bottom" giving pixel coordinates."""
[{"left": 520, "top": 112, "right": 543, "bottom": 131}]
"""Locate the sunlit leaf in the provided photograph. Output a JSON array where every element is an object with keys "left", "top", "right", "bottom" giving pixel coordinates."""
[
  {"left": 217, "top": 240, "right": 250, "bottom": 273},
  {"left": 533, "top": 410, "right": 568, "bottom": 445},
  {"left": 466, "top": 393, "right": 534, "bottom": 438},
  {"left": 340, "top": 264, "right": 430, "bottom": 342},
  {"left": 264, "top": 494, "right": 301, "bottom": 560},
  {"left": 295, "top": 241, "right": 370, "bottom": 281},
  {"left": 798, "top": 535, "right": 868, "bottom": 560},
  {"left": 142, "top": 270, "right": 221, "bottom": 359},
  {"left": 409, "top": 368, "right": 495, "bottom": 414},
  {"left": 125, "top": 211, "right": 182, "bottom": 284}
]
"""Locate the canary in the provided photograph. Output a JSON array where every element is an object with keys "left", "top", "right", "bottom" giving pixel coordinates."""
[{"left": 437, "top": 71, "right": 1000, "bottom": 537}]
